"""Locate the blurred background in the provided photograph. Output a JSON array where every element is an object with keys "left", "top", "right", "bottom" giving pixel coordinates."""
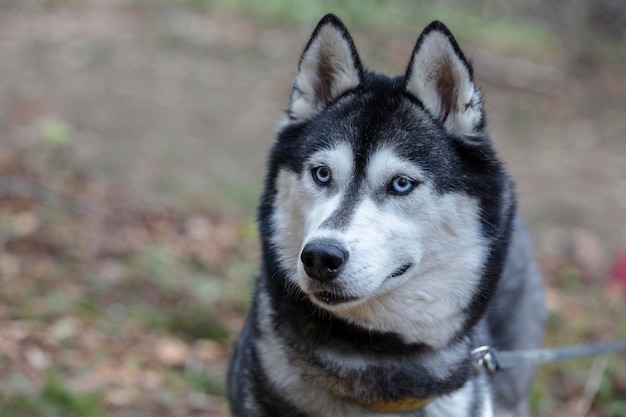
[{"left": 0, "top": 0, "right": 625, "bottom": 416}]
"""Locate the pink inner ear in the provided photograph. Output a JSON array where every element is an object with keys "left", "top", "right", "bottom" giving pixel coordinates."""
[
  {"left": 434, "top": 58, "right": 456, "bottom": 124},
  {"left": 313, "top": 48, "right": 337, "bottom": 109}
]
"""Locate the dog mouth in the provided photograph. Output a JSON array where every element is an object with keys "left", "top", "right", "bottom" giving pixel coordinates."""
[
  {"left": 312, "top": 290, "right": 359, "bottom": 305},
  {"left": 309, "top": 264, "right": 412, "bottom": 305},
  {"left": 389, "top": 263, "right": 412, "bottom": 278}
]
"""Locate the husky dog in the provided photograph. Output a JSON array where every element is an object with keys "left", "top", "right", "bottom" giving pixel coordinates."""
[{"left": 228, "top": 14, "right": 545, "bottom": 417}]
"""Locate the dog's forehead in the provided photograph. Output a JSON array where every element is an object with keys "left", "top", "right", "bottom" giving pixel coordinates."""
[
  {"left": 301, "top": 94, "right": 438, "bottom": 166},
  {"left": 344, "top": 92, "right": 444, "bottom": 152},
  {"left": 308, "top": 143, "right": 423, "bottom": 177}
]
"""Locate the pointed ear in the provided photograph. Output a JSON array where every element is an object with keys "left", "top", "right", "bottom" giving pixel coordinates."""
[
  {"left": 288, "top": 14, "right": 363, "bottom": 122},
  {"left": 405, "top": 21, "right": 484, "bottom": 137}
]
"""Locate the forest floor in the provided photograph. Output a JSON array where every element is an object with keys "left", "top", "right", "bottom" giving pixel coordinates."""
[{"left": 0, "top": 1, "right": 625, "bottom": 416}]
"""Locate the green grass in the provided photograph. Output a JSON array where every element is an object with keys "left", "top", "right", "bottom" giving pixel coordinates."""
[
  {"left": 0, "top": 371, "right": 106, "bottom": 417},
  {"left": 144, "top": 301, "right": 231, "bottom": 342},
  {"left": 184, "top": 369, "right": 225, "bottom": 396}
]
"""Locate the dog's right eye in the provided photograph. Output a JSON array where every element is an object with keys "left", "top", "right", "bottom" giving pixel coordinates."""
[
  {"left": 389, "top": 175, "right": 417, "bottom": 195},
  {"left": 312, "top": 166, "right": 332, "bottom": 185}
]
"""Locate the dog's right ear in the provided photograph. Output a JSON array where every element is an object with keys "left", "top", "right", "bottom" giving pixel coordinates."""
[
  {"left": 287, "top": 14, "right": 363, "bottom": 122},
  {"left": 405, "top": 21, "right": 484, "bottom": 137}
]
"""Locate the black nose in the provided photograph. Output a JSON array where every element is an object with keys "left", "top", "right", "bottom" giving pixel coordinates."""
[{"left": 300, "top": 241, "right": 348, "bottom": 282}]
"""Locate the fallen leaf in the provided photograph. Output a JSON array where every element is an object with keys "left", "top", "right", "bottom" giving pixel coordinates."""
[
  {"left": 156, "top": 337, "right": 190, "bottom": 367},
  {"left": 609, "top": 252, "right": 626, "bottom": 290},
  {"left": 24, "top": 344, "right": 50, "bottom": 370}
]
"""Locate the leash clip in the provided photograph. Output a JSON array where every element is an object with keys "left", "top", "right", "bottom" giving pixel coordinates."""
[{"left": 471, "top": 346, "right": 499, "bottom": 373}]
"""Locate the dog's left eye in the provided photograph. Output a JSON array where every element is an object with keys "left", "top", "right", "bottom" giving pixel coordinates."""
[{"left": 389, "top": 176, "right": 416, "bottom": 195}]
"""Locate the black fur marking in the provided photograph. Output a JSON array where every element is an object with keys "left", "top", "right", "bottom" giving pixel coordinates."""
[
  {"left": 389, "top": 263, "right": 412, "bottom": 278},
  {"left": 321, "top": 179, "right": 362, "bottom": 230}
]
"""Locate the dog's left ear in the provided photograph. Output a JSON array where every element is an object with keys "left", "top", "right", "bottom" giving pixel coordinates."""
[
  {"left": 287, "top": 14, "right": 363, "bottom": 122},
  {"left": 405, "top": 22, "right": 484, "bottom": 137}
]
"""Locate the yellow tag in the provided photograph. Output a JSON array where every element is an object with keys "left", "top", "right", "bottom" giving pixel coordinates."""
[{"left": 363, "top": 396, "right": 434, "bottom": 413}]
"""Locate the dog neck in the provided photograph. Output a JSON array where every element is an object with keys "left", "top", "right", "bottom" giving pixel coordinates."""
[{"left": 260, "top": 276, "right": 479, "bottom": 407}]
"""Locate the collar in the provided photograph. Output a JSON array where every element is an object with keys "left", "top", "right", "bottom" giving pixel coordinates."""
[{"left": 358, "top": 396, "right": 435, "bottom": 413}]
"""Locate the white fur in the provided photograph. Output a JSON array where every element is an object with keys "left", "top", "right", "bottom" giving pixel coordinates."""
[
  {"left": 270, "top": 145, "right": 488, "bottom": 348},
  {"left": 406, "top": 31, "right": 482, "bottom": 136},
  {"left": 427, "top": 382, "right": 473, "bottom": 417},
  {"left": 337, "top": 187, "right": 486, "bottom": 347},
  {"left": 290, "top": 25, "right": 361, "bottom": 120},
  {"left": 256, "top": 291, "right": 303, "bottom": 392},
  {"left": 270, "top": 142, "right": 354, "bottom": 280},
  {"left": 427, "top": 378, "right": 494, "bottom": 417}
]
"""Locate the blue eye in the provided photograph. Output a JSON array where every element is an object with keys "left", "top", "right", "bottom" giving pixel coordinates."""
[
  {"left": 312, "top": 166, "right": 332, "bottom": 184},
  {"left": 389, "top": 176, "right": 416, "bottom": 195}
]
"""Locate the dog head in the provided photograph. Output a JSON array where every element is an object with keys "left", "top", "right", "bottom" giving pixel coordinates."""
[{"left": 261, "top": 15, "right": 514, "bottom": 348}]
